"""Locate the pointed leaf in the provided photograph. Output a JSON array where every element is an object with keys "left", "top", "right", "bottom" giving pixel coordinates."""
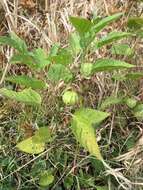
[
  {"left": 71, "top": 108, "right": 110, "bottom": 160},
  {"left": 0, "top": 88, "right": 41, "bottom": 105},
  {"left": 96, "top": 32, "right": 131, "bottom": 48},
  {"left": 93, "top": 59, "right": 134, "bottom": 72},
  {"left": 16, "top": 137, "right": 45, "bottom": 154},
  {"left": 92, "top": 13, "right": 123, "bottom": 34},
  {"left": 6, "top": 75, "right": 46, "bottom": 89}
]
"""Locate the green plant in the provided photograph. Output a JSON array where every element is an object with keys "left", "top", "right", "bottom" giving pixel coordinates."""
[{"left": 0, "top": 12, "right": 142, "bottom": 188}]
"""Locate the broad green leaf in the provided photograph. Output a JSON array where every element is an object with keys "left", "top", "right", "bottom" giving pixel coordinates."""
[
  {"left": 111, "top": 44, "right": 134, "bottom": 56},
  {"left": 6, "top": 75, "right": 46, "bottom": 90},
  {"left": 69, "top": 16, "right": 93, "bottom": 34},
  {"left": 93, "top": 59, "right": 134, "bottom": 72},
  {"left": 32, "top": 127, "right": 53, "bottom": 143},
  {"left": 39, "top": 170, "right": 54, "bottom": 187},
  {"left": 16, "top": 137, "right": 45, "bottom": 154},
  {"left": 47, "top": 64, "right": 73, "bottom": 83},
  {"left": 71, "top": 108, "right": 110, "bottom": 160},
  {"left": 127, "top": 17, "right": 143, "bottom": 30},
  {"left": 100, "top": 96, "right": 123, "bottom": 110},
  {"left": 96, "top": 32, "right": 131, "bottom": 48},
  {"left": 31, "top": 48, "right": 50, "bottom": 69},
  {"left": 0, "top": 32, "right": 28, "bottom": 53},
  {"left": 69, "top": 32, "right": 81, "bottom": 55},
  {"left": 0, "top": 88, "right": 41, "bottom": 105}
]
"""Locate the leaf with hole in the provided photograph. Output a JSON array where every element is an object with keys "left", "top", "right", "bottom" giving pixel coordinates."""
[
  {"left": 93, "top": 59, "right": 134, "bottom": 72},
  {"left": 6, "top": 75, "right": 47, "bottom": 90},
  {"left": 71, "top": 108, "right": 110, "bottom": 160},
  {"left": 0, "top": 88, "right": 41, "bottom": 106}
]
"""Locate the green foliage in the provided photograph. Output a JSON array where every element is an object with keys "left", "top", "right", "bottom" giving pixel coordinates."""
[
  {"left": 62, "top": 90, "right": 79, "bottom": 105},
  {"left": 125, "top": 98, "right": 137, "bottom": 108},
  {"left": 96, "top": 31, "right": 131, "bottom": 48},
  {"left": 0, "top": 32, "right": 28, "bottom": 53},
  {"left": 100, "top": 96, "right": 123, "bottom": 110},
  {"left": 49, "top": 49, "right": 72, "bottom": 65},
  {"left": 6, "top": 75, "right": 46, "bottom": 90},
  {"left": 71, "top": 108, "right": 110, "bottom": 160},
  {"left": 39, "top": 170, "right": 54, "bottom": 187},
  {"left": 70, "top": 13, "right": 123, "bottom": 49},
  {"left": 69, "top": 16, "right": 93, "bottom": 34},
  {"left": 31, "top": 48, "right": 50, "bottom": 69},
  {"left": 1, "top": 12, "right": 142, "bottom": 189},
  {"left": 93, "top": 59, "right": 134, "bottom": 72},
  {"left": 47, "top": 64, "right": 73, "bottom": 83},
  {"left": 17, "top": 127, "right": 53, "bottom": 154},
  {"left": 133, "top": 104, "right": 143, "bottom": 121},
  {"left": 0, "top": 88, "right": 41, "bottom": 106},
  {"left": 16, "top": 137, "right": 45, "bottom": 154},
  {"left": 127, "top": 17, "right": 143, "bottom": 30},
  {"left": 112, "top": 72, "right": 143, "bottom": 81},
  {"left": 69, "top": 32, "right": 81, "bottom": 55},
  {"left": 32, "top": 127, "right": 52, "bottom": 143},
  {"left": 111, "top": 44, "right": 134, "bottom": 56},
  {"left": 80, "top": 63, "right": 93, "bottom": 78}
]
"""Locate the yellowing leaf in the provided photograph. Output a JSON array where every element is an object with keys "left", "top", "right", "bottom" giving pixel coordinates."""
[
  {"left": 16, "top": 137, "right": 45, "bottom": 154},
  {"left": 71, "top": 108, "right": 110, "bottom": 160},
  {"left": 0, "top": 88, "right": 41, "bottom": 106},
  {"left": 39, "top": 170, "right": 54, "bottom": 187}
]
